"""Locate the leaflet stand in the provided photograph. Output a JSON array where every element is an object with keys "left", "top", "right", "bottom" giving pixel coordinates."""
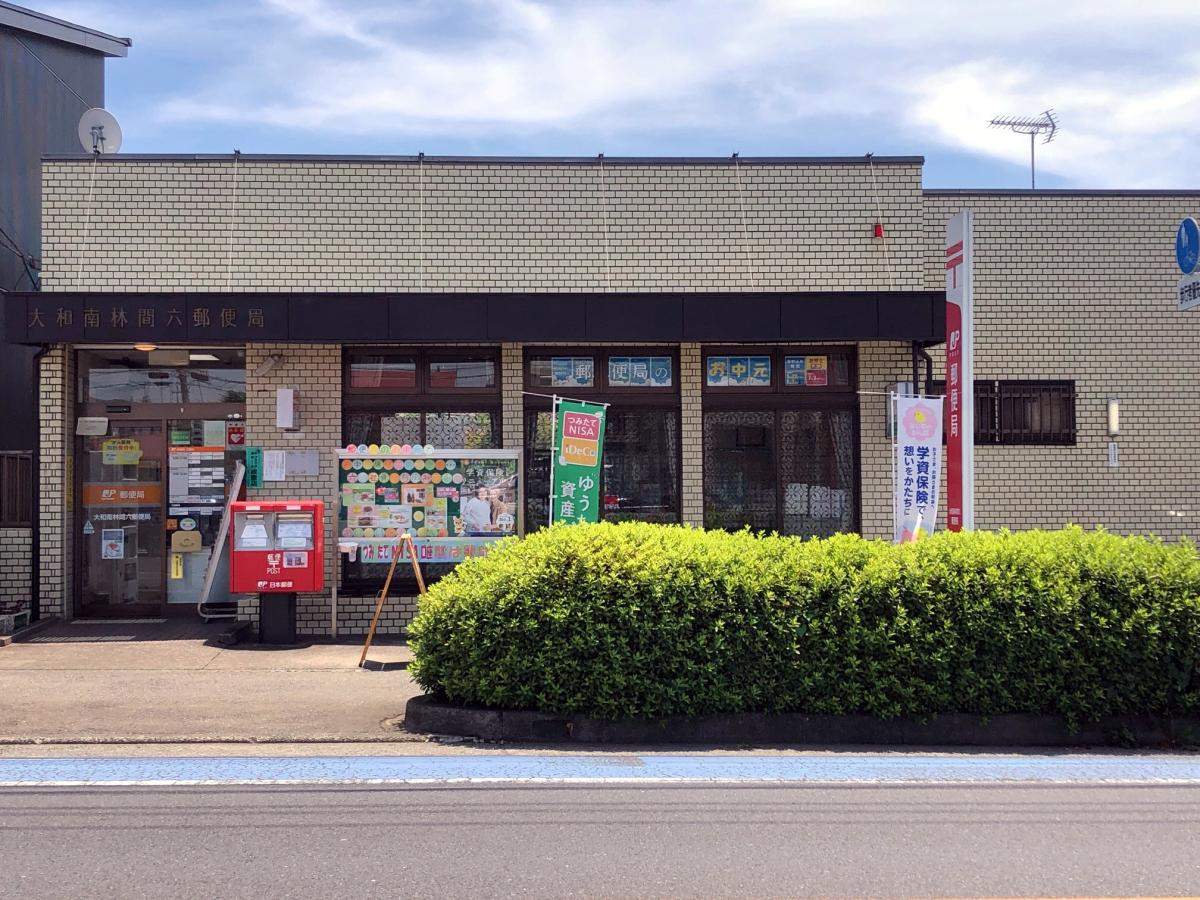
[
  {"left": 358, "top": 532, "right": 426, "bottom": 668},
  {"left": 197, "top": 460, "right": 245, "bottom": 622}
]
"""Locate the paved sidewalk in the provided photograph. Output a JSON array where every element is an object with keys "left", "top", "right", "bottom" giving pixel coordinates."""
[{"left": 0, "top": 624, "right": 421, "bottom": 743}]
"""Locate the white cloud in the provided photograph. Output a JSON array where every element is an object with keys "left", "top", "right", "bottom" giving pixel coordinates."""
[{"left": 49, "top": 0, "right": 1200, "bottom": 186}]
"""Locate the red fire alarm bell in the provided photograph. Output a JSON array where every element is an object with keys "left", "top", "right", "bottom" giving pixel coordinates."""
[{"left": 229, "top": 500, "right": 324, "bottom": 593}]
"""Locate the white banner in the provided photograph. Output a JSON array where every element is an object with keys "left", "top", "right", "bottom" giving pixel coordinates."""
[{"left": 893, "top": 395, "right": 944, "bottom": 543}]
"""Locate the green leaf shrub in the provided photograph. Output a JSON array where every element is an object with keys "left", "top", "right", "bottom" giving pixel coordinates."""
[{"left": 408, "top": 523, "right": 1200, "bottom": 722}]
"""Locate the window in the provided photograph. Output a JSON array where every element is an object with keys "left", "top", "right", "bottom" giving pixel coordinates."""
[
  {"left": 78, "top": 348, "right": 246, "bottom": 405},
  {"left": 342, "top": 348, "right": 501, "bottom": 589},
  {"left": 932, "top": 380, "right": 1076, "bottom": 446},
  {"left": 704, "top": 347, "right": 855, "bottom": 393},
  {"left": 523, "top": 348, "right": 680, "bottom": 530},
  {"left": 0, "top": 453, "right": 32, "bottom": 527},
  {"left": 703, "top": 346, "right": 859, "bottom": 537}
]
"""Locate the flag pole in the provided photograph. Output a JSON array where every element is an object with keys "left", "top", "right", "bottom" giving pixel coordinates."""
[{"left": 548, "top": 394, "right": 559, "bottom": 526}]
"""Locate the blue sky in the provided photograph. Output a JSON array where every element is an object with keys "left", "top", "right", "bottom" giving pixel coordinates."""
[{"left": 42, "top": 0, "right": 1200, "bottom": 188}]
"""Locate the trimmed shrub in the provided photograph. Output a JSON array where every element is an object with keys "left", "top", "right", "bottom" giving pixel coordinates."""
[{"left": 408, "top": 523, "right": 1200, "bottom": 722}]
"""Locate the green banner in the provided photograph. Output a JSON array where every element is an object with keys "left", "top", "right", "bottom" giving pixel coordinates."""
[
  {"left": 244, "top": 447, "right": 263, "bottom": 489},
  {"left": 550, "top": 398, "right": 607, "bottom": 525}
]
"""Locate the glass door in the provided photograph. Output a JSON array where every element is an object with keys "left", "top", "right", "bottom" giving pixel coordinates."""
[
  {"left": 79, "top": 421, "right": 165, "bottom": 616},
  {"left": 166, "top": 419, "right": 244, "bottom": 606}
]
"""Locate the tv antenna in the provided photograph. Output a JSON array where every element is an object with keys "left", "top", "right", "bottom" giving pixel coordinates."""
[
  {"left": 77, "top": 108, "right": 123, "bottom": 155},
  {"left": 989, "top": 109, "right": 1058, "bottom": 189}
]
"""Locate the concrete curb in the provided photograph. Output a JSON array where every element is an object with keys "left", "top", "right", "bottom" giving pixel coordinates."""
[
  {"left": 0, "top": 734, "right": 427, "bottom": 746},
  {"left": 404, "top": 696, "right": 1200, "bottom": 747}
]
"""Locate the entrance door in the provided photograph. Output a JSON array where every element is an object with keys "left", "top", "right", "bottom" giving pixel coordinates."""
[
  {"left": 79, "top": 421, "right": 166, "bottom": 616},
  {"left": 165, "top": 419, "right": 243, "bottom": 607}
]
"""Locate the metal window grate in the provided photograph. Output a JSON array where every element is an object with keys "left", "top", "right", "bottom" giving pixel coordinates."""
[
  {"left": 994, "top": 380, "right": 1076, "bottom": 446},
  {"left": 930, "top": 380, "right": 1076, "bottom": 446},
  {"left": 0, "top": 453, "right": 33, "bottom": 527}
]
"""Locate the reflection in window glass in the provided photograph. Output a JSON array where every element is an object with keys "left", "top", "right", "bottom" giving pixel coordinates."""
[
  {"left": 524, "top": 408, "right": 679, "bottom": 530},
  {"left": 602, "top": 410, "right": 679, "bottom": 523},
  {"left": 348, "top": 357, "right": 417, "bottom": 391},
  {"left": 703, "top": 411, "right": 776, "bottom": 532},
  {"left": 80, "top": 348, "right": 246, "bottom": 405},
  {"left": 428, "top": 358, "right": 496, "bottom": 389},
  {"left": 527, "top": 356, "right": 596, "bottom": 389}
]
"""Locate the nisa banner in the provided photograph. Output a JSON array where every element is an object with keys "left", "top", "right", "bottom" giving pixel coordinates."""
[
  {"left": 894, "top": 395, "right": 943, "bottom": 543},
  {"left": 551, "top": 398, "right": 607, "bottom": 524}
]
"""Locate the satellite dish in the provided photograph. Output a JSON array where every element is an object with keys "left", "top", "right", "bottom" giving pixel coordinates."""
[{"left": 78, "top": 108, "right": 123, "bottom": 154}]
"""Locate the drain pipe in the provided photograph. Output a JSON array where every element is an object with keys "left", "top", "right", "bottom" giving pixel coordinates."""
[{"left": 918, "top": 343, "right": 935, "bottom": 396}]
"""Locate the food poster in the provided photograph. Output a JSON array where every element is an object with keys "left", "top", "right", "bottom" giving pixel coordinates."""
[
  {"left": 784, "top": 355, "right": 829, "bottom": 386},
  {"left": 339, "top": 448, "right": 520, "bottom": 562}
]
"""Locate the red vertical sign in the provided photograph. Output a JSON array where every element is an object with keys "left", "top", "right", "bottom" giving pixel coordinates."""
[{"left": 944, "top": 211, "right": 975, "bottom": 531}]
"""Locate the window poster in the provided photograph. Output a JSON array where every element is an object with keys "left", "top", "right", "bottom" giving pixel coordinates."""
[
  {"left": 550, "top": 356, "right": 594, "bottom": 388},
  {"left": 609, "top": 356, "right": 672, "bottom": 387},
  {"left": 784, "top": 355, "right": 829, "bottom": 386},
  {"left": 101, "top": 528, "right": 125, "bottom": 560},
  {"left": 338, "top": 448, "right": 521, "bottom": 564},
  {"left": 707, "top": 355, "right": 771, "bottom": 387}
]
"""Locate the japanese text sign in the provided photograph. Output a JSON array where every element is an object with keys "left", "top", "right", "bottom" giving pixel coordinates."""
[
  {"left": 551, "top": 398, "right": 607, "bottom": 525},
  {"left": 893, "top": 396, "right": 943, "bottom": 543}
]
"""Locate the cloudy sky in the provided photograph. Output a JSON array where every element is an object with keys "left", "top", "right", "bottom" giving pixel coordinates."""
[{"left": 40, "top": 0, "right": 1200, "bottom": 188}]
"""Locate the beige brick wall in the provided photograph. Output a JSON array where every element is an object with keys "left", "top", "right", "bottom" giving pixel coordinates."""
[
  {"left": 41, "top": 158, "right": 923, "bottom": 293},
  {"left": 679, "top": 343, "right": 704, "bottom": 526},
  {"left": 924, "top": 192, "right": 1200, "bottom": 539},
  {"left": 0, "top": 527, "right": 32, "bottom": 612},
  {"left": 38, "top": 347, "right": 73, "bottom": 619}
]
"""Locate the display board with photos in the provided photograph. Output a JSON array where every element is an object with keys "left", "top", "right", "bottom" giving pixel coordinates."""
[{"left": 337, "top": 446, "right": 522, "bottom": 564}]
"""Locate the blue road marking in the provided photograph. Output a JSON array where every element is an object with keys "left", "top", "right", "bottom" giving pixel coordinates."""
[{"left": 3, "top": 753, "right": 1200, "bottom": 786}]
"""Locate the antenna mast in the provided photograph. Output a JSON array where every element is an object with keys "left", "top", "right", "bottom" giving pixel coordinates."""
[{"left": 988, "top": 109, "right": 1059, "bottom": 189}]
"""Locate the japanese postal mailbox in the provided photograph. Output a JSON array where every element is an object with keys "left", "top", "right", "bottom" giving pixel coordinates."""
[{"left": 229, "top": 500, "right": 324, "bottom": 593}]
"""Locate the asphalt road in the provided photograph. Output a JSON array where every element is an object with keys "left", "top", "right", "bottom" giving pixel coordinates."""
[{"left": 5, "top": 783, "right": 1200, "bottom": 897}]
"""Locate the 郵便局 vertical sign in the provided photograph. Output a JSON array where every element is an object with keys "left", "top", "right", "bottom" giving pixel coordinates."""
[
  {"left": 944, "top": 209, "right": 975, "bottom": 531},
  {"left": 551, "top": 398, "right": 607, "bottom": 524}
]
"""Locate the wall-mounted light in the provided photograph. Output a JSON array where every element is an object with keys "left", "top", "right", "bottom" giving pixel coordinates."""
[
  {"left": 133, "top": 342, "right": 157, "bottom": 352},
  {"left": 1107, "top": 398, "right": 1120, "bottom": 437}
]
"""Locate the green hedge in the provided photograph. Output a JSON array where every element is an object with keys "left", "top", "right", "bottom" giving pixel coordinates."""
[{"left": 408, "top": 523, "right": 1200, "bottom": 723}]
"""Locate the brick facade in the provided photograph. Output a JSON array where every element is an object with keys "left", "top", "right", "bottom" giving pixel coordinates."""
[
  {"left": 0, "top": 527, "right": 32, "bottom": 617},
  {"left": 924, "top": 192, "right": 1200, "bottom": 538},
  {"left": 30, "top": 157, "right": 1200, "bottom": 635}
]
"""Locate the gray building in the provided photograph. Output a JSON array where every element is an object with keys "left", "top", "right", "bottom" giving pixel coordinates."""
[{"left": 0, "top": 2, "right": 128, "bottom": 625}]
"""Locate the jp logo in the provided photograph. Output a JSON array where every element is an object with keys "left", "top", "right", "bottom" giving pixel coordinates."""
[{"left": 1176, "top": 217, "right": 1199, "bottom": 275}]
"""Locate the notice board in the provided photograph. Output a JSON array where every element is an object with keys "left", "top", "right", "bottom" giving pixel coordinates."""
[{"left": 336, "top": 447, "right": 522, "bottom": 564}]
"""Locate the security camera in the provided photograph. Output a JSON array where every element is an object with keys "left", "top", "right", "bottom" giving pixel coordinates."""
[{"left": 253, "top": 353, "right": 283, "bottom": 377}]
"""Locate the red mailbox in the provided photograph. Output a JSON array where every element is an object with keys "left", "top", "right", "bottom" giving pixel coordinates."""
[{"left": 229, "top": 500, "right": 325, "bottom": 594}]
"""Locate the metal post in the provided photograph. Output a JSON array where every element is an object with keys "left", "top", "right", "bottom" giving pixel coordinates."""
[
  {"left": 547, "top": 395, "right": 559, "bottom": 526},
  {"left": 1030, "top": 131, "right": 1036, "bottom": 189}
]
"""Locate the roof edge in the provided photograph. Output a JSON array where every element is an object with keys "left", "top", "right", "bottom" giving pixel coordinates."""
[
  {"left": 0, "top": 0, "right": 130, "bottom": 56},
  {"left": 925, "top": 188, "right": 1200, "bottom": 198},
  {"left": 42, "top": 153, "right": 925, "bottom": 166}
]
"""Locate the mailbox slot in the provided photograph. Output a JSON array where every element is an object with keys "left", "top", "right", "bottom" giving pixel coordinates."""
[
  {"left": 275, "top": 513, "right": 314, "bottom": 550},
  {"left": 234, "top": 511, "right": 275, "bottom": 551}
]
